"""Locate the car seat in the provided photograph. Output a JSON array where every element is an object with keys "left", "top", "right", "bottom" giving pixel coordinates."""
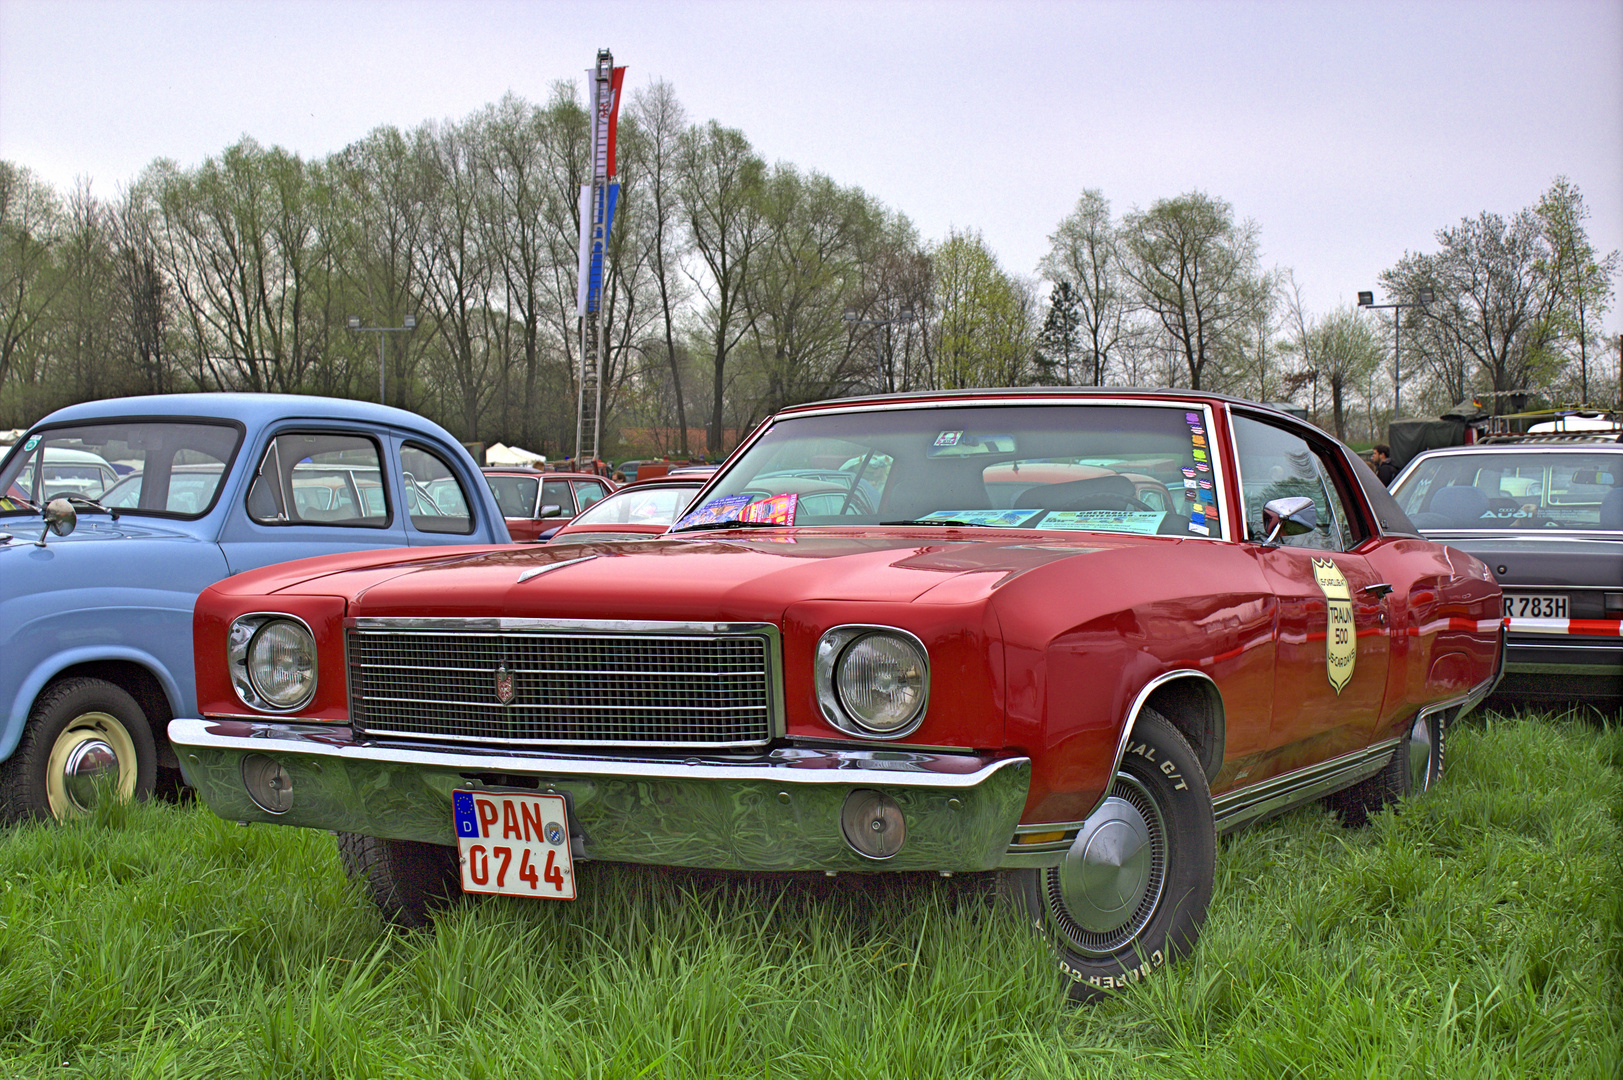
[
  {"left": 1599, "top": 487, "right": 1623, "bottom": 530},
  {"left": 1429, "top": 484, "right": 1491, "bottom": 527}
]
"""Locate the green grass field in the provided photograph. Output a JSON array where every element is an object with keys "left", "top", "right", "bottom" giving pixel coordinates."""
[{"left": 2, "top": 709, "right": 1618, "bottom": 1079}]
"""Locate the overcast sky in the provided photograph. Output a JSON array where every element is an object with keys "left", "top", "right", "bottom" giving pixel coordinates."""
[{"left": 3, "top": 0, "right": 1620, "bottom": 334}]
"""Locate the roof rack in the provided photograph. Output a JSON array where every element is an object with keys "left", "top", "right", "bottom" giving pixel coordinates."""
[{"left": 1476, "top": 430, "right": 1622, "bottom": 446}]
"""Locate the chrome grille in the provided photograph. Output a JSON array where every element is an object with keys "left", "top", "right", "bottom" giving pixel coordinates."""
[{"left": 348, "top": 620, "right": 779, "bottom": 748}]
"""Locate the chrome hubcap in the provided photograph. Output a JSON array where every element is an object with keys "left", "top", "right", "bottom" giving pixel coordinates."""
[
  {"left": 1046, "top": 774, "right": 1166, "bottom": 955},
  {"left": 1408, "top": 715, "right": 1435, "bottom": 793},
  {"left": 62, "top": 738, "right": 120, "bottom": 812}
]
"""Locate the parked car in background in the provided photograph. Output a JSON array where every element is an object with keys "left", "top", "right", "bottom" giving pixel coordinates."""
[
  {"left": 173, "top": 388, "right": 1501, "bottom": 999},
  {"left": 0, "top": 394, "right": 509, "bottom": 824},
  {"left": 480, "top": 468, "right": 613, "bottom": 542},
  {"left": 1390, "top": 430, "right": 1622, "bottom": 702},
  {"left": 546, "top": 476, "right": 705, "bottom": 543}
]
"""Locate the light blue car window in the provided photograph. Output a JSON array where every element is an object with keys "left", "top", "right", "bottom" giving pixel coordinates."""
[
  {"left": 248, "top": 433, "right": 388, "bottom": 528},
  {"left": 401, "top": 443, "right": 473, "bottom": 535},
  {"left": 0, "top": 422, "right": 239, "bottom": 518}
]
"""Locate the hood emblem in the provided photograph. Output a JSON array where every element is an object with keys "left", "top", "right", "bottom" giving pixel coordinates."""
[{"left": 494, "top": 664, "right": 516, "bottom": 705}]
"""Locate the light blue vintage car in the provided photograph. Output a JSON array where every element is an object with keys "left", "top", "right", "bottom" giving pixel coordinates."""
[{"left": 0, "top": 393, "right": 510, "bottom": 823}]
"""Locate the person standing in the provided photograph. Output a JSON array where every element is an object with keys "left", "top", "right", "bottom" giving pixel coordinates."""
[{"left": 1371, "top": 444, "right": 1398, "bottom": 486}]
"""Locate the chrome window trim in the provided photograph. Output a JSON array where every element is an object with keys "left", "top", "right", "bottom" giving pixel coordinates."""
[
  {"left": 813, "top": 624, "right": 932, "bottom": 740},
  {"left": 229, "top": 612, "right": 320, "bottom": 713},
  {"left": 720, "top": 398, "right": 1233, "bottom": 542}
]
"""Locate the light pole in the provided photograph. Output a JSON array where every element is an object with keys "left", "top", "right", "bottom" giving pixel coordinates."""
[
  {"left": 346, "top": 313, "right": 418, "bottom": 407},
  {"left": 842, "top": 305, "right": 916, "bottom": 392},
  {"left": 1357, "top": 288, "right": 1434, "bottom": 420}
]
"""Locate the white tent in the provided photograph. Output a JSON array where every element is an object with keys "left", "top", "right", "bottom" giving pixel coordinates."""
[{"left": 484, "top": 442, "right": 547, "bottom": 466}]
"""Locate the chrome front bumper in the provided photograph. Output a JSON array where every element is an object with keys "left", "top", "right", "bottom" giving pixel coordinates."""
[{"left": 169, "top": 718, "right": 1031, "bottom": 873}]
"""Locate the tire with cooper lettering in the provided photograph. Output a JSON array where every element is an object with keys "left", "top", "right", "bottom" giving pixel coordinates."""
[
  {"left": 1002, "top": 709, "right": 1215, "bottom": 1002},
  {"left": 336, "top": 832, "right": 464, "bottom": 928}
]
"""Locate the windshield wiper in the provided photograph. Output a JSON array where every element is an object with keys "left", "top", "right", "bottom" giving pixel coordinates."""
[
  {"left": 881, "top": 518, "right": 991, "bottom": 527},
  {"left": 669, "top": 518, "right": 785, "bottom": 534},
  {"left": 53, "top": 494, "right": 120, "bottom": 521}
]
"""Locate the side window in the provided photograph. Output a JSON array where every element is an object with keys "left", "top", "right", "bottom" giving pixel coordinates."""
[
  {"left": 573, "top": 480, "right": 608, "bottom": 510},
  {"left": 402, "top": 443, "right": 473, "bottom": 535},
  {"left": 248, "top": 433, "right": 388, "bottom": 528},
  {"left": 1231, "top": 416, "right": 1361, "bottom": 551},
  {"left": 541, "top": 479, "right": 576, "bottom": 518}
]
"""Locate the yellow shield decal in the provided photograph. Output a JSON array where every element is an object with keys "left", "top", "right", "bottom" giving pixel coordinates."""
[{"left": 1312, "top": 557, "right": 1356, "bottom": 694}]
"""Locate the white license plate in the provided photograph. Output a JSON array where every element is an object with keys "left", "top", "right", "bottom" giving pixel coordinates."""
[
  {"left": 1503, "top": 593, "right": 1568, "bottom": 620},
  {"left": 452, "top": 790, "right": 575, "bottom": 900}
]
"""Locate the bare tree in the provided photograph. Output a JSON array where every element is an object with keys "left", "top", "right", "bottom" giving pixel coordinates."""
[{"left": 1040, "top": 189, "right": 1123, "bottom": 385}]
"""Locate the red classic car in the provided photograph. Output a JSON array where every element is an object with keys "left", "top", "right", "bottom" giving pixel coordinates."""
[
  {"left": 480, "top": 468, "right": 613, "bottom": 542},
  {"left": 171, "top": 389, "right": 1502, "bottom": 999}
]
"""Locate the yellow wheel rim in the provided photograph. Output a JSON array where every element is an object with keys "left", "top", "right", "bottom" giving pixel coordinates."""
[{"left": 44, "top": 710, "right": 138, "bottom": 820}]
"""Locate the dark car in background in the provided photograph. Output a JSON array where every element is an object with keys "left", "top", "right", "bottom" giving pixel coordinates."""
[
  {"left": 480, "top": 468, "right": 613, "bottom": 542},
  {"left": 1390, "top": 432, "right": 1622, "bottom": 702}
]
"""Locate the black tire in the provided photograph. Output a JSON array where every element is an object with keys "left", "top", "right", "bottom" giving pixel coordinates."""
[
  {"left": 1327, "top": 710, "right": 1444, "bottom": 828},
  {"left": 1003, "top": 709, "right": 1216, "bottom": 1001},
  {"left": 336, "top": 832, "right": 463, "bottom": 928},
  {"left": 0, "top": 677, "right": 157, "bottom": 825}
]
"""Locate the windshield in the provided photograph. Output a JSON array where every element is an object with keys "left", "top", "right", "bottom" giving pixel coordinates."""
[
  {"left": 0, "top": 421, "right": 241, "bottom": 518},
  {"left": 572, "top": 484, "right": 700, "bottom": 527},
  {"left": 1393, "top": 450, "right": 1623, "bottom": 532},
  {"left": 676, "top": 403, "right": 1225, "bottom": 538}
]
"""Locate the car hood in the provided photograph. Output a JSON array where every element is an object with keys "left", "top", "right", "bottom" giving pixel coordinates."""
[
  {"left": 256, "top": 530, "right": 1148, "bottom": 622},
  {"left": 0, "top": 515, "right": 203, "bottom": 550}
]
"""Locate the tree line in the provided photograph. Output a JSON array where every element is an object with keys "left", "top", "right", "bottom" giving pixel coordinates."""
[{"left": 2, "top": 78, "right": 1617, "bottom": 454}]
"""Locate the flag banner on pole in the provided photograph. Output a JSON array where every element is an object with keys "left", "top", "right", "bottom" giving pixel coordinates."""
[
  {"left": 586, "top": 65, "right": 627, "bottom": 181},
  {"left": 575, "top": 183, "right": 593, "bottom": 315},
  {"left": 576, "top": 182, "right": 620, "bottom": 315}
]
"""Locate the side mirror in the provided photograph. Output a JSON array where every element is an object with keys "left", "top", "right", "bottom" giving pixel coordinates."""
[
  {"left": 540, "top": 504, "right": 564, "bottom": 519},
  {"left": 38, "top": 498, "right": 77, "bottom": 546},
  {"left": 1261, "top": 496, "right": 1317, "bottom": 546}
]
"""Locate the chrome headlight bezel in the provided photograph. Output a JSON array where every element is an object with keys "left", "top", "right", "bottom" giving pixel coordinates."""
[
  {"left": 815, "top": 625, "right": 930, "bottom": 739},
  {"left": 229, "top": 613, "right": 318, "bottom": 712}
]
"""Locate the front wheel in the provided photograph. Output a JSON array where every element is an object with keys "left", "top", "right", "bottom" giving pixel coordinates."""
[
  {"left": 336, "top": 832, "right": 463, "bottom": 928},
  {"left": 0, "top": 677, "right": 157, "bottom": 824},
  {"left": 1003, "top": 709, "right": 1216, "bottom": 1001}
]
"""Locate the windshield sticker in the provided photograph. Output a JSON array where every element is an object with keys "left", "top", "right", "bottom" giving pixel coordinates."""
[
  {"left": 1188, "top": 521, "right": 1210, "bottom": 535},
  {"left": 1185, "top": 412, "right": 1201, "bottom": 424},
  {"left": 1035, "top": 510, "right": 1167, "bottom": 535},
  {"left": 1183, "top": 478, "right": 1198, "bottom": 490},
  {"left": 741, "top": 493, "right": 798, "bottom": 525},
  {"left": 1191, "top": 434, "right": 1207, "bottom": 447},
  {"left": 919, "top": 509, "right": 1045, "bottom": 528},
  {"left": 933, "top": 431, "right": 963, "bottom": 447},
  {"left": 1192, "top": 448, "right": 1208, "bottom": 462},
  {"left": 672, "top": 493, "right": 798, "bottom": 532},
  {"left": 22, "top": 435, "right": 40, "bottom": 453},
  {"left": 671, "top": 494, "right": 755, "bottom": 531},
  {"left": 1313, "top": 558, "right": 1356, "bottom": 694},
  {"left": 1195, "top": 462, "right": 1210, "bottom": 474},
  {"left": 1189, "top": 424, "right": 1205, "bottom": 436},
  {"left": 1181, "top": 467, "right": 1196, "bottom": 479}
]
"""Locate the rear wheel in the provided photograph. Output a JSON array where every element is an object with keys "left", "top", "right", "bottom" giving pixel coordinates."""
[
  {"left": 336, "top": 832, "right": 463, "bottom": 928},
  {"left": 1327, "top": 710, "right": 1444, "bottom": 828},
  {"left": 1003, "top": 709, "right": 1216, "bottom": 1001},
  {"left": 0, "top": 677, "right": 157, "bottom": 824}
]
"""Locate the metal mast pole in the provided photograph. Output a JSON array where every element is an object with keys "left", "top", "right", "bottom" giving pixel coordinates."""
[{"left": 576, "top": 50, "right": 613, "bottom": 466}]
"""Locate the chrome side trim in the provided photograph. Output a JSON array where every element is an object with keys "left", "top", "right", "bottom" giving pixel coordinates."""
[
  {"left": 351, "top": 616, "right": 777, "bottom": 634},
  {"left": 1083, "top": 669, "right": 1224, "bottom": 821},
  {"left": 1211, "top": 737, "right": 1400, "bottom": 834},
  {"left": 168, "top": 718, "right": 1030, "bottom": 874},
  {"left": 516, "top": 554, "right": 596, "bottom": 583}
]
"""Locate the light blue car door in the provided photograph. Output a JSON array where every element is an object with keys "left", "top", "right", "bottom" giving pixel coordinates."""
[{"left": 217, "top": 425, "right": 411, "bottom": 575}]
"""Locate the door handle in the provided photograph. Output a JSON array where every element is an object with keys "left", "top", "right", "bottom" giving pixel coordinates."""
[{"left": 1362, "top": 583, "right": 1394, "bottom": 598}]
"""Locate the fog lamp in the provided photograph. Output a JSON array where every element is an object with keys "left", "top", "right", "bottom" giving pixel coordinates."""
[
  {"left": 241, "top": 753, "right": 293, "bottom": 814},
  {"left": 841, "top": 788, "right": 905, "bottom": 860}
]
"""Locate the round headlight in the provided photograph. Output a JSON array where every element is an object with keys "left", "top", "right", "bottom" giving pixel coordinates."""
[
  {"left": 246, "top": 619, "right": 317, "bottom": 709},
  {"left": 835, "top": 632, "right": 928, "bottom": 734}
]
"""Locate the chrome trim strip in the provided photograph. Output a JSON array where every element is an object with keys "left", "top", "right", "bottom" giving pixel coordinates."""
[
  {"left": 1211, "top": 737, "right": 1401, "bottom": 834},
  {"left": 351, "top": 616, "right": 777, "bottom": 634},
  {"left": 357, "top": 727, "right": 777, "bottom": 750},
  {"left": 516, "top": 554, "right": 596, "bottom": 583},
  {"left": 168, "top": 718, "right": 1031, "bottom": 873},
  {"left": 1082, "top": 668, "right": 1223, "bottom": 821}
]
